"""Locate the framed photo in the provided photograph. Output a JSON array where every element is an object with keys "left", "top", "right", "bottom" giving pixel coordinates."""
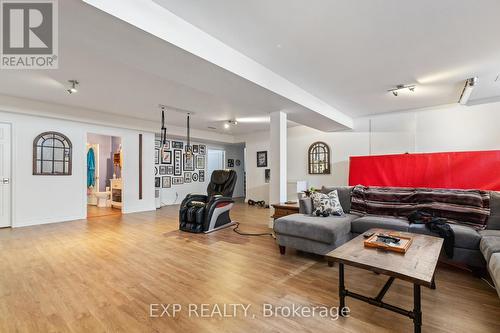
[
  {"left": 174, "top": 149, "right": 182, "bottom": 176},
  {"left": 166, "top": 165, "right": 173, "bottom": 175},
  {"left": 257, "top": 151, "right": 268, "bottom": 167},
  {"left": 172, "top": 177, "right": 184, "bottom": 185},
  {"left": 162, "top": 176, "right": 171, "bottom": 188},
  {"left": 227, "top": 159, "right": 234, "bottom": 168},
  {"left": 235, "top": 159, "right": 241, "bottom": 166},
  {"left": 161, "top": 149, "right": 172, "bottom": 164},
  {"left": 184, "top": 172, "right": 192, "bottom": 183},
  {"left": 159, "top": 165, "right": 167, "bottom": 175},
  {"left": 155, "top": 140, "right": 161, "bottom": 149},
  {"left": 155, "top": 149, "right": 160, "bottom": 164},
  {"left": 199, "top": 144, "right": 206, "bottom": 155},
  {"left": 155, "top": 177, "right": 160, "bottom": 188},
  {"left": 192, "top": 173, "right": 198, "bottom": 182},
  {"left": 163, "top": 141, "right": 170, "bottom": 150},
  {"left": 183, "top": 153, "right": 195, "bottom": 171},
  {"left": 196, "top": 155, "right": 205, "bottom": 169},
  {"left": 199, "top": 170, "right": 205, "bottom": 182},
  {"left": 172, "top": 141, "right": 183, "bottom": 149},
  {"left": 192, "top": 145, "right": 199, "bottom": 154},
  {"left": 265, "top": 168, "right": 271, "bottom": 183}
]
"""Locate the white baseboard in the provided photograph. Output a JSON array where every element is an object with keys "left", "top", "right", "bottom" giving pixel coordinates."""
[{"left": 13, "top": 214, "right": 86, "bottom": 228}]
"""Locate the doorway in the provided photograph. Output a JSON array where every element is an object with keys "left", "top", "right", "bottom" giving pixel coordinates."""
[
  {"left": 0, "top": 123, "right": 11, "bottom": 227},
  {"left": 207, "top": 148, "right": 225, "bottom": 180},
  {"left": 86, "top": 133, "right": 122, "bottom": 218}
]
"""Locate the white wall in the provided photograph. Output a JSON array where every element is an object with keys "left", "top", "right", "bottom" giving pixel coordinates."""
[
  {"left": 240, "top": 101, "right": 500, "bottom": 202},
  {"left": 241, "top": 131, "right": 271, "bottom": 203},
  {"left": 224, "top": 143, "right": 245, "bottom": 198},
  {"left": 0, "top": 110, "right": 156, "bottom": 227}
]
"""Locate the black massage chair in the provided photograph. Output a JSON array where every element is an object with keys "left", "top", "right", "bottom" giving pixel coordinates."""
[{"left": 179, "top": 170, "right": 237, "bottom": 233}]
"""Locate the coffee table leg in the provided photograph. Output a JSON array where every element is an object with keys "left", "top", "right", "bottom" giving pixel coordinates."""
[
  {"left": 339, "top": 263, "right": 346, "bottom": 315},
  {"left": 413, "top": 284, "right": 422, "bottom": 333}
]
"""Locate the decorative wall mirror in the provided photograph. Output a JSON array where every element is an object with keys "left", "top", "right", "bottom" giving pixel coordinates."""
[
  {"left": 33, "top": 132, "right": 72, "bottom": 175},
  {"left": 308, "top": 141, "right": 331, "bottom": 174}
]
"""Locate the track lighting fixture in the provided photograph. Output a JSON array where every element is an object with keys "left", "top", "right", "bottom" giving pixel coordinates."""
[
  {"left": 67, "top": 80, "right": 79, "bottom": 94},
  {"left": 388, "top": 84, "right": 416, "bottom": 96},
  {"left": 186, "top": 113, "right": 192, "bottom": 155},
  {"left": 459, "top": 77, "right": 478, "bottom": 105}
]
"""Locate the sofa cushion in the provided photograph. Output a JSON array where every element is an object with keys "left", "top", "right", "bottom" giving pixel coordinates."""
[
  {"left": 321, "top": 186, "right": 353, "bottom": 213},
  {"left": 351, "top": 216, "right": 409, "bottom": 234},
  {"left": 487, "top": 191, "right": 500, "bottom": 230},
  {"left": 273, "top": 213, "right": 357, "bottom": 244},
  {"left": 311, "top": 190, "right": 344, "bottom": 216},
  {"left": 408, "top": 223, "right": 481, "bottom": 250},
  {"left": 488, "top": 253, "right": 500, "bottom": 297},
  {"left": 479, "top": 231, "right": 500, "bottom": 262}
]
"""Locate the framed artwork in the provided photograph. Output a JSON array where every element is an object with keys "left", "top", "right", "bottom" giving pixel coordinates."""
[
  {"left": 184, "top": 153, "right": 195, "bottom": 171},
  {"left": 235, "top": 159, "right": 241, "bottom": 166},
  {"left": 227, "top": 159, "right": 234, "bottom": 168},
  {"left": 196, "top": 155, "right": 205, "bottom": 169},
  {"left": 159, "top": 165, "right": 167, "bottom": 175},
  {"left": 172, "top": 177, "right": 184, "bottom": 185},
  {"left": 155, "top": 148, "right": 160, "bottom": 164},
  {"left": 199, "top": 170, "right": 205, "bottom": 182},
  {"left": 172, "top": 141, "right": 183, "bottom": 149},
  {"left": 166, "top": 165, "right": 173, "bottom": 175},
  {"left": 163, "top": 141, "right": 170, "bottom": 150},
  {"left": 257, "top": 151, "right": 267, "bottom": 167},
  {"left": 155, "top": 177, "right": 160, "bottom": 188},
  {"left": 265, "top": 168, "right": 271, "bottom": 183},
  {"left": 192, "top": 173, "right": 199, "bottom": 181},
  {"left": 161, "top": 149, "right": 172, "bottom": 164},
  {"left": 192, "top": 145, "right": 199, "bottom": 154},
  {"left": 162, "top": 176, "right": 171, "bottom": 188},
  {"left": 154, "top": 166, "right": 158, "bottom": 175},
  {"left": 174, "top": 149, "right": 182, "bottom": 176},
  {"left": 199, "top": 145, "right": 206, "bottom": 155},
  {"left": 184, "top": 172, "right": 192, "bottom": 183},
  {"left": 155, "top": 140, "right": 161, "bottom": 149}
]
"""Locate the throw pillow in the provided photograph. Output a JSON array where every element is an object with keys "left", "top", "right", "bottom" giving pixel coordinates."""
[{"left": 311, "top": 190, "right": 344, "bottom": 217}]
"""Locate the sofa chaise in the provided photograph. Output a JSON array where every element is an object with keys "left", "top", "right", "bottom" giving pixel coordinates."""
[{"left": 273, "top": 186, "right": 500, "bottom": 297}]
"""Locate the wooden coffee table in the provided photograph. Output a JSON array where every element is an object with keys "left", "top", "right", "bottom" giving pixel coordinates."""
[{"left": 326, "top": 228, "right": 443, "bottom": 333}]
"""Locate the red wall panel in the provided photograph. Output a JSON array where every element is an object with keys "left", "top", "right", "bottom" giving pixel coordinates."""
[{"left": 349, "top": 150, "right": 500, "bottom": 191}]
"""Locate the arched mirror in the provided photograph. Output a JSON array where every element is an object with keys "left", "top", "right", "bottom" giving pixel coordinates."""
[
  {"left": 308, "top": 142, "right": 331, "bottom": 174},
  {"left": 33, "top": 132, "right": 72, "bottom": 175}
]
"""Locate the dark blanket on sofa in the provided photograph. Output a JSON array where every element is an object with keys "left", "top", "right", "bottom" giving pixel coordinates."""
[{"left": 351, "top": 186, "right": 490, "bottom": 229}]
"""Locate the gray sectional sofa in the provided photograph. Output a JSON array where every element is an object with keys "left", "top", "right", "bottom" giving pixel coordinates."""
[{"left": 273, "top": 186, "right": 500, "bottom": 297}]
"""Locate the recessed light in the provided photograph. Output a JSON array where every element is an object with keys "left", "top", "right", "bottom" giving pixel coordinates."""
[{"left": 224, "top": 123, "right": 230, "bottom": 129}]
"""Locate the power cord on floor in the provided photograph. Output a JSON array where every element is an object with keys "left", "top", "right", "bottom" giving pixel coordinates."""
[
  {"left": 481, "top": 277, "right": 496, "bottom": 290},
  {"left": 233, "top": 222, "right": 276, "bottom": 239}
]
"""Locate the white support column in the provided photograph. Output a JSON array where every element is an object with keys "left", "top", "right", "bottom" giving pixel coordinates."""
[{"left": 269, "top": 111, "right": 287, "bottom": 225}]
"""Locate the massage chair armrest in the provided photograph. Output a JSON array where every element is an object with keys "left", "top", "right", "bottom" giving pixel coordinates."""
[
  {"left": 207, "top": 195, "right": 235, "bottom": 208},
  {"left": 181, "top": 194, "right": 208, "bottom": 208}
]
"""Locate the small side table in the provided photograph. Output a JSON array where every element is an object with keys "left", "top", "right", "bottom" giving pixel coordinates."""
[{"left": 271, "top": 202, "right": 299, "bottom": 220}]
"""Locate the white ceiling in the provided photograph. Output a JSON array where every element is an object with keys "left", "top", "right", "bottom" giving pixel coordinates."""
[
  {"left": 2, "top": 0, "right": 500, "bottom": 137},
  {"left": 0, "top": 0, "right": 328, "bottom": 136},
  {"left": 154, "top": 0, "right": 500, "bottom": 116}
]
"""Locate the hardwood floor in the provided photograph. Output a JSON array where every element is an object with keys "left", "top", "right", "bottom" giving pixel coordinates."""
[
  {"left": 87, "top": 205, "right": 122, "bottom": 219},
  {"left": 0, "top": 202, "right": 499, "bottom": 333}
]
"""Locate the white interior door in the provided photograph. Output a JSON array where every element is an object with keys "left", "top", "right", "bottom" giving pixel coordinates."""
[
  {"left": 0, "top": 123, "right": 11, "bottom": 228},
  {"left": 207, "top": 149, "right": 225, "bottom": 181}
]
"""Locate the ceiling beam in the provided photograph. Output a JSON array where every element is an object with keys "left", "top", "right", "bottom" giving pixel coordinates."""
[{"left": 82, "top": 0, "right": 353, "bottom": 130}]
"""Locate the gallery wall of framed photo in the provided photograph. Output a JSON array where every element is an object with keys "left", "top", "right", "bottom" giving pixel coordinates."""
[{"left": 154, "top": 137, "right": 209, "bottom": 206}]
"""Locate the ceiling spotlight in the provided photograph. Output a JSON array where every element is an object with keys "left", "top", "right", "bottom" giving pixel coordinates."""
[
  {"left": 67, "top": 80, "right": 79, "bottom": 94},
  {"left": 388, "top": 84, "right": 416, "bottom": 96},
  {"left": 224, "top": 120, "right": 238, "bottom": 129},
  {"left": 224, "top": 123, "right": 230, "bottom": 129}
]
